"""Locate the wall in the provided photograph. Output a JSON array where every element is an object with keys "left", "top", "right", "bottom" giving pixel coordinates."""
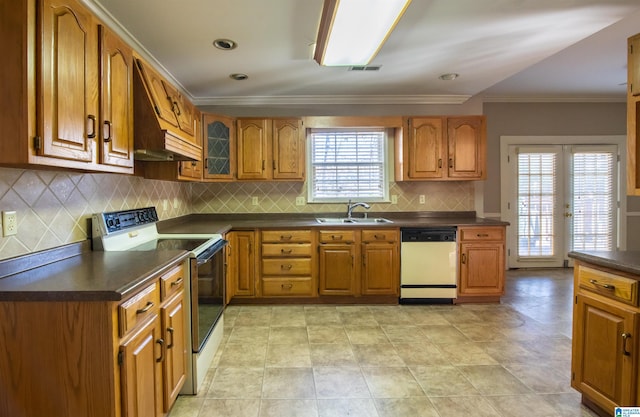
[
  {"left": 483, "top": 101, "right": 640, "bottom": 249},
  {"left": 0, "top": 167, "right": 190, "bottom": 260}
]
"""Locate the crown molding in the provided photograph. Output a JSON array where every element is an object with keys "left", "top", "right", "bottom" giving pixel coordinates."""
[
  {"left": 192, "top": 94, "right": 472, "bottom": 106},
  {"left": 482, "top": 95, "right": 626, "bottom": 103}
]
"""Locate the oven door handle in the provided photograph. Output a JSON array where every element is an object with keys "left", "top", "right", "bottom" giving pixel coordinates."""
[{"left": 197, "top": 239, "right": 229, "bottom": 265}]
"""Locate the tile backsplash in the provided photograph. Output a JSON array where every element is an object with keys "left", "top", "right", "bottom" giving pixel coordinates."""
[{"left": 0, "top": 167, "right": 474, "bottom": 260}]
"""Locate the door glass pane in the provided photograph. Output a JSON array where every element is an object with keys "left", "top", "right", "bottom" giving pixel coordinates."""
[
  {"left": 517, "top": 153, "right": 556, "bottom": 257},
  {"left": 572, "top": 151, "right": 614, "bottom": 251}
]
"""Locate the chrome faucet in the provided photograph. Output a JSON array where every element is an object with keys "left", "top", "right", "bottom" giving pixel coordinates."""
[{"left": 346, "top": 199, "right": 371, "bottom": 219}]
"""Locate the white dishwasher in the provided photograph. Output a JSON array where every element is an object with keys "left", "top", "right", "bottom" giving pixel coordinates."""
[{"left": 400, "top": 227, "right": 457, "bottom": 304}]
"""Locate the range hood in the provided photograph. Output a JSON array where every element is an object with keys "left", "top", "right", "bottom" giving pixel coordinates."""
[{"left": 133, "top": 58, "right": 201, "bottom": 162}]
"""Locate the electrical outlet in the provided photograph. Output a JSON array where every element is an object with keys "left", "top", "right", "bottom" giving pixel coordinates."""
[
  {"left": 252, "top": 196, "right": 259, "bottom": 206},
  {"left": 391, "top": 195, "right": 398, "bottom": 205},
  {"left": 162, "top": 199, "right": 168, "bottom": 211},
  {"left": 296, "top": 196, "right": 305, "bottom": 206},
  {"left": 419, "top": 195, "right": 426, "bottom": 204},
  {"left": 173, "top": 198, "right": 180, "bottom": 209},
  {"left": 2, "top": 211, "right": 17, "bottom": 236}
]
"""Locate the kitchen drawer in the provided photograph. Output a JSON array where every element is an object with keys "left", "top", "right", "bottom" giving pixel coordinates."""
[
  {"left": 262, "top": 277, "right": 315, "bottom": 297},
  {"left": 262, "top": 243, "right": 312, "bottom": 257},
  {"left": 160, "top": 263, "right": 185, "bottom": 300},
  {"left": 318, "top": 230, "right": 356, "bottom": 243},
  {"left": 459, "top": 227, "right": 504, "bottom": 242},
  {"left": 118, "top": 281, "right": 160, "bottom": 337},
  {"left": 262, "top": 258, "right": 312, "bottom": 275},
  {"left": 262, "top": 230, "right": 311, "bottom": 243},
  {"left": 361, "top": 229, "right": 398, "bottom": 243},
  {"left": 578, "top": 265, "right": 638, "bottom": 306}
]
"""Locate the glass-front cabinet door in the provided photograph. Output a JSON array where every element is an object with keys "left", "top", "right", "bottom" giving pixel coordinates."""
[{"left": 203, "top": 114, "right": 236, "bottom": 180}]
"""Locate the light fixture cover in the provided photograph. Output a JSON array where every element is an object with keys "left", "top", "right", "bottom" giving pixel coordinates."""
[{"left": 314, "top": 0, "right": 412, "bottom": 66}]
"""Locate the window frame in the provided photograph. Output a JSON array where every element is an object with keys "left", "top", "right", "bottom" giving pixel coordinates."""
[{"left": 306, "top": 127, "right": 390, "bottom": 204}]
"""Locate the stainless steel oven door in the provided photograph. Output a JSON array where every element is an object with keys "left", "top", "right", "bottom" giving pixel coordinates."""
[{"left": 191, "top": 239, "right": 227, "bottom": 353}]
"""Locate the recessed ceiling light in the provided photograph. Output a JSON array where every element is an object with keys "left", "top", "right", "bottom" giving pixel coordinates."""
[
  {"left": 213, "top": 39, "right": 237, "bottom": 50},
  {"left": 439, "top": 73, "right": 459, "bottom": 81},
  {"left": 229, "top": 73, "right": 248, "bottom": 81}
]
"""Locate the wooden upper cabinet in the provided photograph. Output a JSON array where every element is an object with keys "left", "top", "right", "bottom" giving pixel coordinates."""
[
  {"left": 272, "top": 118, "right": 305, "bottom": 179},
  {"left": 630, "top": 34, "right": 640, "bottom": 97},
  {"left": 162, "top": 81, "right": 196, "bottom": 139},
  {"left": 140, "top": 63, "right": 179, "bottom": 128},
  {"left": 99, "top": 25, "right": 134, "bottom": 168},
  {"left": 396, "top": 115, "right": 486, "bottom": 181},
  {"left": 203, "top": 114, "right": 236, "bottom": 181},
  {"left": 39, "top": 0, "right": 98, "bottom": 163},
  {"left": 447, "top": 116, "right": 486, "bottom": 179},
  {"left": 237, "top": 118, "right": 270, "bottom": 180},
  {"left": 406, "top": 117, "right": 444, "bottom": 179},
  {"left": 628, "top": 33, "right": 640, "bottom": 195}
]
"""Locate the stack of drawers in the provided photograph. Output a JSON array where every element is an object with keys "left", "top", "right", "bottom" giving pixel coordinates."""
[{"left": 260, "top": 230, "right": 316, "bottom": 296}]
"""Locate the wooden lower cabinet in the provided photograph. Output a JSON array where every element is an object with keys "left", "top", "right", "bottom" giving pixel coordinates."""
[
  {"left": 319, "top": 243, "right": 357, "bottom": 295},
  {"left": 0, "top": 260, "right": 187, "bottom": 417},
  {"left": 572, "top": 261, "right": 640, "bottom": 414},
  {"left": 260, "top": 230, "right": 316, "bottom": 297},
  {"left": 227, "top": 230, "right": 257, "bottom": 298},
  {"left": 457, "top": 226, "right": 505, "bottom": 302},
  {"left": 361, "top": 230, "right": 399, "bottom": 295}
]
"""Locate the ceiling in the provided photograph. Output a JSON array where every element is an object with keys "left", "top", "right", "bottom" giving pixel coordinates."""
[{"left": 89, "top": 0, "right": 640, "bottom": 106}]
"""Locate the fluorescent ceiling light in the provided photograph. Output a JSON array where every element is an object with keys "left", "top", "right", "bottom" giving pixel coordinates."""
[{"left": 314, "top": 0, "right": 412, "bottom": 67}]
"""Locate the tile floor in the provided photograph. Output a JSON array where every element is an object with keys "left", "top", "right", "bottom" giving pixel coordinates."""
[{"left": 169, "top": 268, "right": 599, "bottom": 417}]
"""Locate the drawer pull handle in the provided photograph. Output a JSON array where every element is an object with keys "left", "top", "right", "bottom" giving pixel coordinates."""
[
  {"left": 281, "top": 235, "right": 293, "bottom": 241},
  {"left": 281, "top": 283, "right": 293, "bottom": 290},
  {"left": 170, "top": 278, "right": 183, "bottom": 287},
  {"left": 589, "top": 279, "right": 615, "bottom": 290},
  {"left": 374, "top": 234, "right": 386, "bottom": 240},
  {"left": 167, "top": 327, "right": 175, "bottom": 349},
  {"left": 476, "top": 233, "right": 489, "bottom": 237},
  {"left": 281, "top": 249, "right": 293, "bottom": 254},
  {"left": 622, "top": 333, "right": 632, "bottom": 356},
  {"left": 331, "top": 235, "right": 343, "bottom": 240},
  {"left": 281, "top": 264, "right": 293, "bottom": 270},
  {"left": 156, "top": 338, "right": 165, "bottom": 363},
  {"left": 136, "top": 301, "right": 154, "bottom": 314}
]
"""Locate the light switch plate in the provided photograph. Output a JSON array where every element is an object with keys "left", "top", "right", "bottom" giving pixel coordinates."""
[{"left": 2, "top": 211, "right": 17, "bottom": 236}]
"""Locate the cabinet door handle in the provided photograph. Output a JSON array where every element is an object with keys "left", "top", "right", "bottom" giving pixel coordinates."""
[
  {"left": 438, "top": 159, "right": 442, "bottom": 168},
  {"left": 156, "top": 338, "right": 165, "bottom": 363},
  {"left": 171, "top": 277, "right": 183, "bottom": 287},
  {"left": 622, "top": 333, "right": 632, "bottom": 356},
  {"left": 167, "top": 327, "right": 174, "bottom": 349},
  {"left": 103, "top": 120, "right": 112, "bottom": 142},
  {"left": 262, "top": 160, "right": 265, "bottom": 171},
  {"left": 172, "top": 101, "right": 181, "bottom": 116},
  {"left": 449, "top": 158, "right": 453, "bottom": 168},
  {"left": 461, "top": 253, "right": 466, "bottom": 264},
  {"left": 87, "top": 115, "right": 96, "bottom": 139},
  {"left": 589, "top": 279, "right": 615, "bottom": 290},
  {"left": 136, "top": 301, "right": 154, "bottom": 314},
  {"left": 273, "top": 160, "right": 276, "bottom": 170}
]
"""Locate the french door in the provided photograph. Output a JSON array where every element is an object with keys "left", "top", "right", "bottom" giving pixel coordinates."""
[{"left": 506, "top": 144, "right": 618, "bottom": 268}]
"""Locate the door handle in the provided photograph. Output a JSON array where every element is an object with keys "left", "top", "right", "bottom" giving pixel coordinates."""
[{"left": 622, "top": 333, "right": 632, "bottom": 356}]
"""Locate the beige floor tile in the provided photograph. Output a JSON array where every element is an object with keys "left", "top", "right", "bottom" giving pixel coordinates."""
[
  {"left": 400, "top": 308, "right": 451, "bottom": 325},
  {"left": 317, "top": 398, "right": 379, "bottom": 417},
  {"left": 262, "top": 368, "right": 316, "bottom": 399},
  {"left": 235, "top": 309, "right": 273, "bottom": 326},
  {"left": 410, "top": 365, "right": 480, "bottom": 397},
  {"left": 269, "top": 326, "right": 309, "bottom": 344},
  {"left": 458, "top": 365, "right": 533, "bottom": 395},
  {"left": 310, "top": 343, "right": 358, "bottom": 367},
  {"left": 271, "top": 306, "right": 307, "bottom": 327},
  {"left": 438, "top": 342, "right": 499, "bottom": 366},
  {"left": 266, "top": 343, "right": 312, "bottom": 368},
  {"left": 380, "top": 324, "right": 429, "bottom": 343},
  {"left": 504, "top": 363, "right": 573, "bottom": 394},
  {"left": 480, "top": 340, "right": 542, "bottom": 364},
  {"left": 307, "top": 325, "right": 349, "bottom": 344},
  {"left": 207, "top": 367, "right": 264, "bottom": 398},
  {"left": 339, "top": 311, "right": 378, "bottom": 326},
  {"left": 486, "top": 394, "right": 563, "bottom": 417},
  {"left": 218, "top": 343, "right": 267, "bottom": 367},
  {"left": 345, "top": 326, "right": 390, "bottom": 344},
  {"left": 259, "top": 399, "right": 318, "bottom": 417},
  {"left": 169, "top": 396, "right": 205, "bottom": 417},
  {"left": 374, "top": 397, "right": 440, "bottom": 417},
  {"left": 429, "top": 396, "right": 501, "bottom": 417},
  {"left": 393, "top": 342, "right": 451, "bottom": 366},
  {"left": 437, "top": 308, "right": 484, "bottom": 325},
  {"left": 305, "top": 306, "right": 342, "bottom": 325},
  {"left": 454, "top": 323, "right": 508, "bottom": 342},
  {"left": 313, "top": 367, "right": 371, "bottom": 399},
  {"left": 227, "top": 326, "right": 270, "bottom": 344},
  {"left": 540, "top": 393, "right": 601, "bottom": 417},
  {"left": 352, "top": 343, "right": 405, "bottom": 367},
  {"left": 199, "top": 399, "right": 260, "bottom": 417},
  {"left": 419, "top": 324, "right": 470, "bottom": 344},
  {"left": 361, "top": 367, "right": 425, "bottom": 398}
]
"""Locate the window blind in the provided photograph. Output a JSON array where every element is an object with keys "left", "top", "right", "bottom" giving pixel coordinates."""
[{"left": 310, "top": 129, "right": 386, "bottom": 200}]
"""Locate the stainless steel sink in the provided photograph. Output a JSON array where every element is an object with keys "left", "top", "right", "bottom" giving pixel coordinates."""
[{"left": 315, "top": 217, "right": 393, "bottom": 224}]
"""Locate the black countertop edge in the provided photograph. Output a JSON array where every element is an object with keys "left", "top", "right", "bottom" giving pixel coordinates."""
[
  {"left": 0, "top": 240, "right": 91, "bottom": 279},
  {"left": 568, "top": 250, "right": 640, "bottom": 276}
]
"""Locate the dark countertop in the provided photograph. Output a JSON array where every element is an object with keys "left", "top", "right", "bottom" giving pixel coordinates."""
[
  {"left": 0, "top": 248, "right": 189, "bottom": 302},
  {"left": 568, "top": 250, "right": 640, "bottom": 277},
  {"left": 157, "top": 211, "right": 509, "bottom": 235}
]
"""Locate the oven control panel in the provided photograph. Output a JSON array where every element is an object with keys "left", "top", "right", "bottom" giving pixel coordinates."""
[{"left": 94, "top": 207, "right": 159, "bottom": 235}]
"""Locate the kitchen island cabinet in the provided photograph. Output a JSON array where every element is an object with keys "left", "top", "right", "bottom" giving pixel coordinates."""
[
  {"left": 569, "top": 251, "right": 640, "bottom": 416},
  {"left": 0, "top": 252, "right": 188, "bottom": 417}
]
